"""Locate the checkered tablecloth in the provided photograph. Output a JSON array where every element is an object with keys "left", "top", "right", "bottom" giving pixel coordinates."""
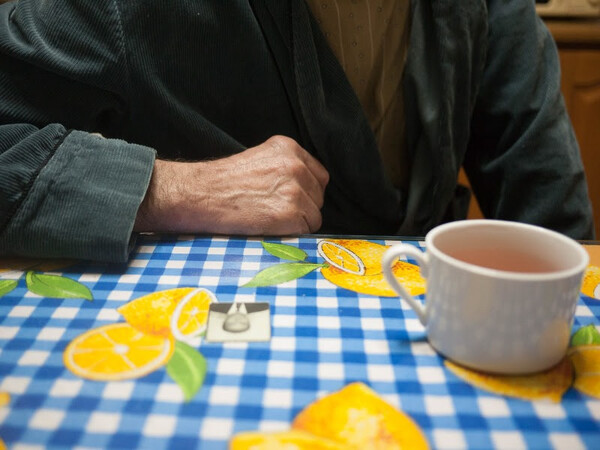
[{"left": 1, "top": 235, "right": 599, "bottom": 449}]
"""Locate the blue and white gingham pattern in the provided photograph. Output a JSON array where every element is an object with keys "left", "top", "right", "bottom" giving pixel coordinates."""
[{"left": 1, "top": 235, "right": 599, "bottom": 449}]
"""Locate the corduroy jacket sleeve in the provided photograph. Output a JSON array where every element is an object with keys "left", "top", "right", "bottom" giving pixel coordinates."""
[
  {"left": 463, "top": 0, "right": 594, "bottom": 239},
  {"left": 0, "top": 1, "right": 156, "bottom": 262}
]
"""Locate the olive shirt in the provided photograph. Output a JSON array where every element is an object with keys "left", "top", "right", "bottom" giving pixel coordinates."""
[
  {"left": 306, "top": 0, "right": 410, "bottom": 190},
  {"left": 0, "top": 0, "right": 594, "bottom": 262}
]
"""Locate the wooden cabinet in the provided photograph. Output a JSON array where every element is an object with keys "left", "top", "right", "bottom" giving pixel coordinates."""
[{"left": 462, "top": 19, "right": 600, "bottom": 238}]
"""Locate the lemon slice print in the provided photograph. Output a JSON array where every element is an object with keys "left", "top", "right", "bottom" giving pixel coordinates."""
[
  {"left": 117, "top": 287, "right": 216, "bottom": 339},
  {"left": 444, "top": 358, "right": 573, "bottom": 402},
  {"left": 319, "top": 239, "right": 394, "bottom": 276},
  {"left": 63, "top": 323, "right": 174, "bottom": 381},
  {"left": 230, "top": 430, "right": 346, "bottom": 450},
  {"left": 581, "top": 265, "right": 600, "bottom": 299},
  {"left": 292, "top": 382, "right": 429, "bottom": 449},
  {"left": 0, "top": 391, "right": 9, "bottom": 408},
  {"left": 318, "top": 240, "right": 425, "bottom": 297},
  {"left": 0, "top": 390, "right": 8, "bottom": 450},
  {"left": 568, "top": 344, "right": 600, "bottom": 399},
  {"left": 170, "top": 287, "right": 217, "bottom": 342},
  {"left": 318, "top": 240, "right": 365, "bottom": 275}
]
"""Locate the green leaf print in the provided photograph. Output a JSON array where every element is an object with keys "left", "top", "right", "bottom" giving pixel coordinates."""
[
  {"left": 571, "top": 324, "right": 600, "bottom": 346},
  {"left": 25, "top": 271, "right": 93, "bottom": 300},
  {"left": 261, "top": 241, "right": 308, "bottom": 261},
  {"left": 166, "top": 341, "right": 207, "bottom": 402},
  {"left": 0, "top": 279, "right": 18, "bottom": 298},
  {"left": 242, "top": 262, "right": 325, "bottom": 288}
]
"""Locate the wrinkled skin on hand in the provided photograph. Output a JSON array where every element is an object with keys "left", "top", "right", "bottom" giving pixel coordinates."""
[{"left": 134, "top": 136, "right": 330, "bottom": 236}]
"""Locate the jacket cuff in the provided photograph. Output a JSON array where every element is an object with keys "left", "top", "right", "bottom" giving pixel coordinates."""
[{"left": 2, "top": 130, "right": 156, "bottom": 262}]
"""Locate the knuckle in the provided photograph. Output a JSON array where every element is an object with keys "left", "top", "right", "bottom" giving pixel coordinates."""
[
  {"left": 287, "top": 160, "right": 306, "bottom": 178},
  {"left": 273, "top": 160, "right": 296, "bottom": 180},
  {"left": 267, "top": 135, "right": 295, "bottom": 152},
  {"left": 282, "top": 183, "right": 304, "bottom": 202},
  {"left": 271, "top": 157, "right": 286, "bottom": 172}
]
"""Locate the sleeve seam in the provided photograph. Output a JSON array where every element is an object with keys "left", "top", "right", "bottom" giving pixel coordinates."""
[
  {"left": 110, "top": 0, "right": 133, "bottom": 107},
  {"left": 0, "top": 129, "right": 73, "bottom": 236}
]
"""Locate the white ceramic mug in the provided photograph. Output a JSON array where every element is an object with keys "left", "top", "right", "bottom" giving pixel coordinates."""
[{"left": 382, "top": 220, "right": 589, "bottom": 374}]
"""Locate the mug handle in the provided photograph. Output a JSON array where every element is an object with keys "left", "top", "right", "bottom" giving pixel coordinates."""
[{"left": 382, "top": 245, "right": 429, "bottom": 326}]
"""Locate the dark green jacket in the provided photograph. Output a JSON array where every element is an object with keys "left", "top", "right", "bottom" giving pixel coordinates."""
[{"left": 0, "top": 0, "right": 594, "bottom": 262}]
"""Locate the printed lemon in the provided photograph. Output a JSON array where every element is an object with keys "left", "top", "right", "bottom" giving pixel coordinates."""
[
  {"left": 117, "top": 287, "right": 215, "bottom": 339},
  {"left": 568, "top": 344, "right": 600, "bottom": 399},
  {"left": 292, "top": 382, "right": 429, "bottom": 449},
  {"left": 581, "top": 265, "right": 600, "bottom": 299},
  {"left": 318, "top": 239, "right": 425, "bottom": 297},
  {"left": 63, "top": 322, "right": 174, "bottom": 381},
  {"left": 230, "top": 430, "right": 346, "bottom": 450},
  {"left": 0, "top": 391, "right": 9, "bottom": 407},
  {"left": 318, "top": 239, "right": 389, "bottom": 276},
  {"left": 318, "top": 240, "right": 366, "bottom": 275},
  {"left": 445, "top": 358, "right": 573, "bottom": 402},
  {"left": 0, "top": 390, "right": 9, "bottom": 450}
]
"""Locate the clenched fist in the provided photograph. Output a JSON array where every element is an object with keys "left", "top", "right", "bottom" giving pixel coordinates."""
[{"left": 134, "top": 136, "right": 330, "bottom": 235}]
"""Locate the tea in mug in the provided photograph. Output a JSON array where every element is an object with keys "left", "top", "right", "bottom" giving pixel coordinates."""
[{"left": 448, "top": 247, "right": 562, "bottom": 273}]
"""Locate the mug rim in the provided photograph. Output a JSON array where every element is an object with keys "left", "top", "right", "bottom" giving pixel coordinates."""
[{"left": 425, "top": 219, "right": 590, "bottom": 281}]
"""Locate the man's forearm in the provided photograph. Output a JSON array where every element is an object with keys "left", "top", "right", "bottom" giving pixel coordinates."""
[{"left": 134, "top": 136, "right": 329, "bottom": 237}]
